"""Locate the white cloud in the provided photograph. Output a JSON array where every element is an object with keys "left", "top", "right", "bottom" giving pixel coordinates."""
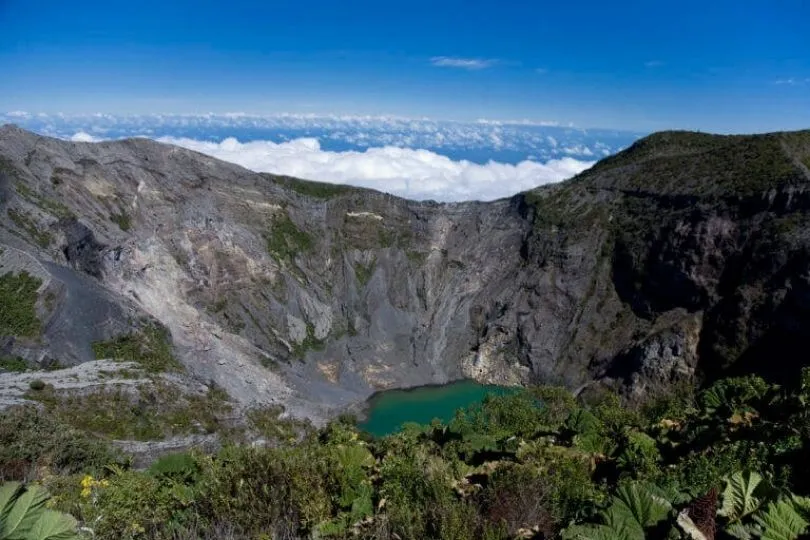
[
  {"left": 644, "top": 60, "right": 664, "bottom": 68},
  {"left": 70, "top": 131, "right": 101, "bottom": 142},
  {"left": 775, "top": 78, "right": 810, "bottom": 86},
  {"left": 157, "top": 136, "right": 593, "bottom": 202},
  {"left": 430, "top": 56, "right": 498, "bottom": 70},
  {"left": 476, "top": 118, "right": 561, "bottom": 127}
]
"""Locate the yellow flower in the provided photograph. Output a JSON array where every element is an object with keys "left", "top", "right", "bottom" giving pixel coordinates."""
[
  {"left": 80, "top": 475, "right": 94, "bottom": 489},
  {"left": 79, "top": 474, "right": 109, "bottom": 498}
]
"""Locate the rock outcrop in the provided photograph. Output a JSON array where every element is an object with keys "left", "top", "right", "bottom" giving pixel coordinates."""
[{"left": 2, "top": 125, "right": 810, "bottom": 419}]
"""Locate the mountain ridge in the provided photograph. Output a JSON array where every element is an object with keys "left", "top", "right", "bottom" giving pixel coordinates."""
[{"left": 2, "top": 125, "right": 810, "bottom": 420}]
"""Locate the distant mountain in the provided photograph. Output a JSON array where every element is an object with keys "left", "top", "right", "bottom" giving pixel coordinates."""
[{"left": 1, "top": 125, "right": 809, "bottom": 420}]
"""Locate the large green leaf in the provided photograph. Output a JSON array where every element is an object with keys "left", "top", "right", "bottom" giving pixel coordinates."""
[
  {"left": 719, "top": 471, "right": 765, "bottom": 523},
  {"left": 725, "top": 522, "right": 755, "bottom": 540},
  {"left": 612, "top": 482, "right": 673, "bottom": 529},
  {"left": 753, "top": 498, "right": 809, "bottom": 540},
  {"left": 26, "top": 510, "right": 79, "bottom": 540},
  {"left": 0, "top": 483, "right": 23, "bottom": 524},
  {"left": 335, "top": 445, "right": 374, "bottom": 470},
  {"left": 0, "top": 484, "right": 49, "bottom": 539},
  {"left": 561, "top": 482, "right": 672, "bottom": 540}
]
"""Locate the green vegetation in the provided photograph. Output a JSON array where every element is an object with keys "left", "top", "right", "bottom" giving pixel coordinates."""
[
  {"left": 207, "top": 297, "right": 228, "bottom": 314},
  {"left": 584, "top": 131, "right": 809, "bottom": 197},
  {"left": 524, "top": 184, "right": 608, "bottom": 232},
  {"left": 0, "top": 481, "right": 81, "bottom": 539},
  {"left": 28, "top": 380, "right": 46, "bottom": 392},
  {"left": 0, "top": 405, "right": 121, "bottom": 478},
  {"left": 14, "top": 182, "right": 74, "bottom": 220},
  {"left": 245, "top": 405, "right": 311, "bottom": 443},
  {"left": 272, "top": 175, "right": 356, "bottom": 199},
  {"left": 2, "top": 372, "right": 809, "bottom": 539},
  {"left": 405, "top": 250, "right": 427, "bottom": 265},
  {"left": 7, "top": 209, "right": 52, "bottom": 248},
  {"left": 291, "top": 322, "right": 326, "bottom": 359},
  {"left": 353, "top": 258, "right": 376, "bottom": 286},
  {"left": 109, "top": 211, "right": 132, "bottom": 231},
  {"left": 0, "top": 271, "right": 42, "bottom": 338},
  {"left": 264, "top": 213, "right": 313, "bottom": 263},
  {"left": 0, "top": 356, "right": 28, "bottom": 373},
  {"left": 91, "top": 324, "right": 183, "bottom": 373},
  {"left": 25, "top": 382, "right": 232, "bottom": 441}
]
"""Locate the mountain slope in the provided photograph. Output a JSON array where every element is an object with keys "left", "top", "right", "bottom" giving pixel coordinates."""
[{"left": 2, "top": 125, "right": 810, "bottom": 418}]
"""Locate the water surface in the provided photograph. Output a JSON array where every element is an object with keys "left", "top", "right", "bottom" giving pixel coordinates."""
[{"left": 358, "top": 380, "right": 515, "bottom": 437}]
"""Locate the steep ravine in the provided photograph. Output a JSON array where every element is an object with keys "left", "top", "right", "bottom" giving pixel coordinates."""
[{"left": 2, "top": 125, "right": 810, "bottom": 420}]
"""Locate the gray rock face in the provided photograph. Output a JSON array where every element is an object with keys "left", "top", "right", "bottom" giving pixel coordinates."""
[{"left": 2, "top": 125, "right": 810, "bottom": 420}]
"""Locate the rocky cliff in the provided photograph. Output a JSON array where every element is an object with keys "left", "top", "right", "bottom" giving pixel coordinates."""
[{"left": 2, "top": 125, "right": 809, "bottom": 419}]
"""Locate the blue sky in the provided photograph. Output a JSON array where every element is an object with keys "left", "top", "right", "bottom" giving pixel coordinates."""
[{"left": 1, "top": 0, "right": 808, "bottom": 133}]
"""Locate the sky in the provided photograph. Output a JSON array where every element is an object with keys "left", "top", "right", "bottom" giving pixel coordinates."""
[{"left": 1, "top": 0, "right": 809, "bottom": 133}]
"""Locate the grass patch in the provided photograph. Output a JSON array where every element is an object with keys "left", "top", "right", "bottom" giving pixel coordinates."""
[
  {"left": 0, "top": 405, "right": 122, "bottom": 477},
  {"left": 292, "top": 323, "right": 326, "bottom": 359},
  {"left": 109, "top": 211, "right": 132, "bottom": 231},
  {"left": 15, "top": 182, "right": 74, "bottom": 219},
  {"left": 264, "top": 213, "right": 313, "bottom": 263},
  {"left": 245, "top": 406, "right": 312, "bottom": 443},
  {"left": 271, "top": 175, "right": 356, "bottom": 199},
  {"left": 208, "top": 297, "right": 228, "bottom": 314},
  {"left": 0, "top": 356, "right": 28, "bottom": 372},
  {"left": 25, "top": 382, "right": 232, "bottom": 441},
  {"left": 353, "top": 257, "right": 376, "bottom": 286},
  {"left": 92, "top": 324, "right": 184, "bottom": 373},
  {"left": 0, "top": 271, "right": 42, "bottom": 337},
  {"left": 7, "top": 209, "right": 52, "bottom": 248},
  {"left": 406, "top": 250, "right": 427, "bottom": 265}
]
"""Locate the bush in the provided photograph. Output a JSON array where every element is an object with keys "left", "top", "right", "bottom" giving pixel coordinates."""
[
  {"left": 0, "top": 405, "right": 120, "bottom": 478},
  {"left": 28, "top": 379, "right": 46, "bottom": 391},
  {"left": 0, "top": 356, "right": 29, "bottom": 372},
  {"left": 91, "top": 324, "right": 183, "bottom": 373},
  {"left": 27, "top": 382, "right": 232, "bottom": 441}
]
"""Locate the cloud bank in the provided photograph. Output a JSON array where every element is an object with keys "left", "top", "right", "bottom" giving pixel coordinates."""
[
  {"left": 153, "top": 135, "right": 593, "bottom": 201},
  {"left": 8, "top": 112, "right": 640, "bottom": 165}
]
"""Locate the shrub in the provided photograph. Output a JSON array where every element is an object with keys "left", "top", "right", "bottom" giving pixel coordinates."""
[
  {"left": 28, "top": 379, "right": 46, "bottom": 391},
  {"left": 91, "top": 324, "right": 183, "bottom": 373},
  {"left": 0, "top": 406, "right": 120, "bottom": 478},
  {"left": 195, "top": 444, "right": 333, "bottom": 536},
  {"left": 0, "top": 356, "right": 28, "bottom": 373},
  {"left": 27, "top": 382, "right": 231, "bottom": 441},
  {"left": 81, "top": 467, "right": 196, "bottom": 539}
]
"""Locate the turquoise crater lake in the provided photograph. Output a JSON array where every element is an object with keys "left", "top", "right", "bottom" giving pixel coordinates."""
[{"left": 358, "top": 380, "right": 516, "bottom": 437}]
